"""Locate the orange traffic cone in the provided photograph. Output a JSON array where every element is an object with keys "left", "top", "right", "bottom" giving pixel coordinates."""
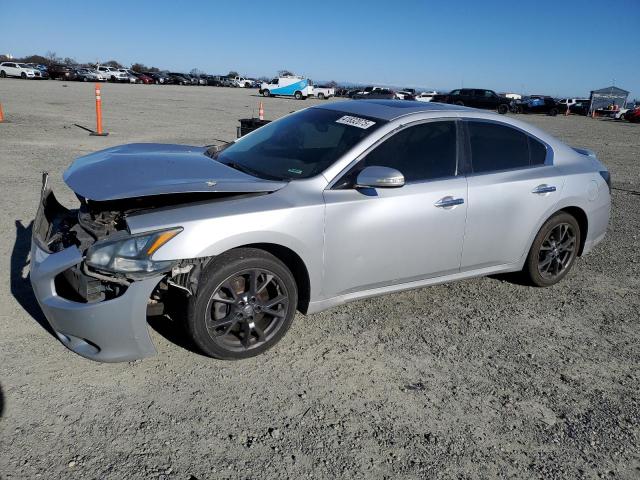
[
  {"left": 0, "top": 102, "right": 4, "bottom": 123},
  {"left": 91, "top": 83, "right": 108, "bottom": 136},
  {"left": 258, "top": 101, "right": 264, "bottom": 121}
]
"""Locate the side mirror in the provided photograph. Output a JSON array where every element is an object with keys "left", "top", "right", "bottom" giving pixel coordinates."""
[{"left": 356, "top": 166, "right": 405, "bottom": 189}]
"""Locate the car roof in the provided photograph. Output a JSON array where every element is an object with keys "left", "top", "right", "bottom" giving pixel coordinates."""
[{"left": 314, "top": 100, "right": 470, "bottom": 121}]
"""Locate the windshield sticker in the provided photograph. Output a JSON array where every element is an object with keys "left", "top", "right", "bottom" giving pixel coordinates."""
[
  {"left": 335, "top": 115, "right": 376, "bottom": 129},
  {"left": 288, "top": 168, "right": 303, "bottom": 175}
]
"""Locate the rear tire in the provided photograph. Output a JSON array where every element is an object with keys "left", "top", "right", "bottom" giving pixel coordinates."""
[
  {"left": 549, "top": 108, "right": 558, "bottom": 116},
  {"left": 523, "top": 212, "right": 581, "bottom": 287},
  {"left": 455, "top": 100, "right": 464, "bottom": 106},
  {"left": 294, "top": 91, "right": 303, "bottom": 100},
  {"left": 317, "top": 93, "right": 325, "bottom": 100},
  {"left": 0, "top": 71, "right": 5, "bottom": 78},
  {"left": 262, "top": 89, "right": 270, "bottom": 97},
  {"left": 187, "top": 248, "right": 298, "bottom": 360},
  {"left": 498, "top": 104, "right": 509, "bottom": 114}
]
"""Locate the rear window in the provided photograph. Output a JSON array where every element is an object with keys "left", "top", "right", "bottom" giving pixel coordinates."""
[{"left": 468, "top": 122, "right": 547, "bottom": 173}]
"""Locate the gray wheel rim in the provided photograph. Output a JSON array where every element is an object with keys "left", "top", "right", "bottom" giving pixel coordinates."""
[
  {"left": 537, "top": 222, "right": 576, "bottom": 279},
  {"left": 204, "top": 268, "right": 289, "bottom": 352}
]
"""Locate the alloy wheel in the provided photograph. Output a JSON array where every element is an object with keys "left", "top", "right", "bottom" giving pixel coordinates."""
[
  {"left": 205, "top": 269, "right": 290, "bottom": 352},
  {"left": 537, "top": 222, "right": 576, "bottom": 279}
]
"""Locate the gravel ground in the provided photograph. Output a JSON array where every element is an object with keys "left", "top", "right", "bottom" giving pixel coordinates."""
[{"left": 0, "top": 80, "right": 638, "bottom": 480}]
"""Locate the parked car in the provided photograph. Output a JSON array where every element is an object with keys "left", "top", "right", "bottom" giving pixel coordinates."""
[
  {"left": 260, "top": 75, "right": 314, "bottom": 99},
  {"left": 46, "top": 64, "right": 76, "bottom": 80},
  {"left": 624, "top": 106, "right": 640, "bottom": 123},
  {"left": 73, "top": 68, "right": 104, "bottom": 82},
  {"left": 568, "top": 100, "right": 591, "bottom": 116},
  {"left": 219, "top": 76, "right": 236, "bottom": 87},
  {"left": 144, "top": 72, "right": 171, "bottom": 84},
  {"left": 168, "top": 72, "right": 190, "bottom": 85},
  {"left": 115, "top": 68, "right": 140, "bottom": 83},
  {"left": 352, "top": 88, "right": 396, "bottom": 99},
  {"left": 184, "top": 74, "right": 199, "bottom": 86},
  {"left": 352, "top": 86, "right": 383, "bottom": 97},
  {"left": 313, "top": 86, "right": 335, "bottom": 99},
  {"left": 25, "top": 63, "right": 50, "bottom": 79},
  {"left": 415, "top": 91, "right": 438, "bottom": 102},
  {"left": 613, "top": 103, "right": 638, "bottom": 120},
  {"left": 203, "top": 75, "right": 222, "bottom": 86},
  {"left": 396, "top": 90, "right": 416, "bottom": 100},
  {"left": 0, "top": 62, "right": 44, "bottom": 79},
  {"left": 96, "top": 66, "right": 128, "bottom": 82},
  {"left": 31, "top": 101, "right": 611, "bottom": 362},
  {"left": 432, "top": 88, "right": 511, "bottom": 114},
  {"left": 132, "top": 72, "right": 155, "bottom": 84},
  {"left": 514, "top": 96, "right": 560, "bottom": 116}
]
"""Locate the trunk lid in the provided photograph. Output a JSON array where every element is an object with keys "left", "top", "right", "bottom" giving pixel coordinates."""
[{"left": 63, "top": 143, "right": 286, "bottom": 201}]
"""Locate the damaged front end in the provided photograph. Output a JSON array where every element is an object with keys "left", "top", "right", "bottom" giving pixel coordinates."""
[{"left": 30, "top": 173, "right": 212, "bottom": 362}]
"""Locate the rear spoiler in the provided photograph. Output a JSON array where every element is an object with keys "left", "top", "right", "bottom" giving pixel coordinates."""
[{"left": 572, "top": 147, "right": 597, "bottom": 158}]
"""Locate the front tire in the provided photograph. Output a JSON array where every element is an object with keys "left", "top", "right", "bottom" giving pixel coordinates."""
[
  {"left": 21, "top": 72, "right": 27, "bottom": 79},
  {"left": 549, "top": 108, "right": 558, "bottom": 116},
  {"left": 0, "top": 71, "right": 6, "bottom": 78},
  {"left": 498, "top": 104, "right": 509, "bottom": 114},
  {"left": 294, "top": 91, "right": 303, "bottom": 100},
  {"left": 262, "top": 89, "right": 270, "bottom": 97},
  {"left": 317, "top": 93, "right": 325, "bottom": 100},
  {"left": 523, "top": 212, "right": 581, "bottom": 287},
  {"left": 187, "top": 248, "right": 298, "bottom": 360},
  {"left": 454, "top": 100, "right": 464, "bottom": 106}
]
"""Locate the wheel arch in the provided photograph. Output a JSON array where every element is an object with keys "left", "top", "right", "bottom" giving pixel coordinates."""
[{"left": 558, "top": 206, "right": 588, "bottom": 256}]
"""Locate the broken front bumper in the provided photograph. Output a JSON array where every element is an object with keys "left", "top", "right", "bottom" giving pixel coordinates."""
[{"left": 30, "top": 177, "right": 162, "bottom": 362}]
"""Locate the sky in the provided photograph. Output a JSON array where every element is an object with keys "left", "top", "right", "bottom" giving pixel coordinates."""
[{"left": 1, "top": 0, "right": 639, "bottom": 98}]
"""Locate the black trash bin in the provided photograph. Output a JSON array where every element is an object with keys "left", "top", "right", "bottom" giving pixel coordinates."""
[{"left": 237, "top": 118, "right": 271, "bottom": 138}]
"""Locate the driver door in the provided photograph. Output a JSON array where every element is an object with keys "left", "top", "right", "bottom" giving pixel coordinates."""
[{"left": 322, "top": 120, "right": 468, "bottom": 298}]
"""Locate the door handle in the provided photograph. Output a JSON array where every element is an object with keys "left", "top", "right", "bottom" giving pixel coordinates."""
[
  {"left": 434, "top": 196, "right": 465, "bottom": 208},
  {"left": 532, "top": 184, "right": 557, "bottom": 194}
]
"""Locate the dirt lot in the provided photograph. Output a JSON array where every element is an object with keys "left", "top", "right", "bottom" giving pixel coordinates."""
[{"left": 0, "top": 80, "right": 638, "bottom": 479}]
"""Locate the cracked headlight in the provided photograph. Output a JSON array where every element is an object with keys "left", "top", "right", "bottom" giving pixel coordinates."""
[{"left": 86, "top": 228, "right": 182, "bottom": 275}]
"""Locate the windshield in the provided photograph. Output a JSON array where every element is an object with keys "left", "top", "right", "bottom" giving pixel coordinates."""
[{"left": 213, "top": 108, "right": 385, "bottom": 180}]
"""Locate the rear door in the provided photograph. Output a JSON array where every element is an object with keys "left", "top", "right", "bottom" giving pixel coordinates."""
[
  {"left": 322, "top": 120, "right": 468, "bottom": 298},
  {"left": 460, "top": 120, "right": 564, "bottom": 270},
  {"left": 5, "top": 63, "right": 18, "bottom": 76}
]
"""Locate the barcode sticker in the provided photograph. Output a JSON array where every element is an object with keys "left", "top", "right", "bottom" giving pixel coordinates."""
[{"left": 335, "top": 115, "right": 376, "bottom": 129}]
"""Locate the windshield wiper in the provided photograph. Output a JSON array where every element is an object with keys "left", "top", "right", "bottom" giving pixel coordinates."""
[{"left": 227, "top": 162, "right": 287, "bottom": 182}]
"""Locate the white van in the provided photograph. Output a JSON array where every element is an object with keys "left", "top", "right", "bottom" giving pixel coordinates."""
[{"left": 260, "top": 75, "right": 314, "bottom": 99}]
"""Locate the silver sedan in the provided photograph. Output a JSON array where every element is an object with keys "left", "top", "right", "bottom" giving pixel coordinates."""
[{"left": 31, "top": 100, "right": 611, "bottom": 361}]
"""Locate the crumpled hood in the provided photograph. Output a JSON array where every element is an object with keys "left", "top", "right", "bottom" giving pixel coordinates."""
[{"left": 63, "top": 143, "right": 287, "bottom": 201}]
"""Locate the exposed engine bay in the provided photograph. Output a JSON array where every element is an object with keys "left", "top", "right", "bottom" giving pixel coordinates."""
[{"left": 35, "top": 174, "right": 258, "bottom": 306}]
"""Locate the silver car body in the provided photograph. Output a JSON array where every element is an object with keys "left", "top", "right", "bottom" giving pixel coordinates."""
[{"left": 30, "top": 101, "right": 611, "bottom": 361}]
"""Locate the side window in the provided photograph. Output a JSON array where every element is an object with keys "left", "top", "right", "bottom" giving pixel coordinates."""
[
  {"left": 528, "top": 137, "right": 547, "bottom": 165},
  {"left": 336, "top": 121, "right": 458, "bottom": 188},
  {"left": 450, "top": 90, "right": 460, "bottom": 96},
  {"left": 468, "top": 121, "right": 547, "bottom": 173}
]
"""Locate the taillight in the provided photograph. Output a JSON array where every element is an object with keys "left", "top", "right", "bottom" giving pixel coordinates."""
[{"left": 599, "top": 171, "right": 611, "bottom": 193}]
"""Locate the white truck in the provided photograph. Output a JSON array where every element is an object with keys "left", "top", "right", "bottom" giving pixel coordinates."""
[
  {"left": 312, "top": 86, "right": 335, "bottom": 100},
  {"left": 233, "top": 76, "right": 253, "bottom": 88},
  {"left": 96, "top": 66, "right": 129, "bottom": 82}
]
